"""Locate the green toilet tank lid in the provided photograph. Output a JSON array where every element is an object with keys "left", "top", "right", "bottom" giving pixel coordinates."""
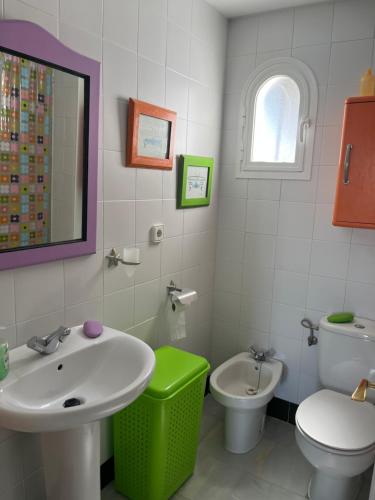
[{"left": 144, "top": 346, "right": 210, "bottom": 399}]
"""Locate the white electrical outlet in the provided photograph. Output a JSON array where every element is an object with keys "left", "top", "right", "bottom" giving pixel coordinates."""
[{"left": 150, "top": 224, "right": 164, "bottom": 243}]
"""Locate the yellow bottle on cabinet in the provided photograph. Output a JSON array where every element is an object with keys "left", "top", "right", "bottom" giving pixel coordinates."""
[{"left": 359, "top": 68, "right": 375, "bottom": 96}]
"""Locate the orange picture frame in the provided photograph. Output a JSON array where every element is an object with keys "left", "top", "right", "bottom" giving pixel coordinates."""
[{"left": 126, "top": 98, "right": 177, "bottom": 170}]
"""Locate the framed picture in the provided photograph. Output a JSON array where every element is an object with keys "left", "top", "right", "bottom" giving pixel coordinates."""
[
  {"left": 177, "top": 155, "right": 214, "bottom": 208},
  {"left": 126, "top": 98, "right": 176, "bottom": 170}
]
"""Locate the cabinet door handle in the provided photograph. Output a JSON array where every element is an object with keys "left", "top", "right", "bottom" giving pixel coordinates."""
[{"left": 343, "top": 144, "right": 352, "bottom": 185}]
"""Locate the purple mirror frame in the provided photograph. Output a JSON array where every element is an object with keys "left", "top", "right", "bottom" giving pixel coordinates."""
[{"left": 0, "top": 20, "right": 100, "bottom": 270}]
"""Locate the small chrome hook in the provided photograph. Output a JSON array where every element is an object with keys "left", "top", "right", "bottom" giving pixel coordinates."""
[{"left": 301, "top": 318, "right": 319, "bottom": 346}]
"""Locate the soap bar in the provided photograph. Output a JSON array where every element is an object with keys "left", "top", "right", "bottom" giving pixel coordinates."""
[
  {"left": 83, "top": 320, "right": 103, "bottom": 338},
  {"left": 327, "top": 312, "right": 354, "bottom": 324}
]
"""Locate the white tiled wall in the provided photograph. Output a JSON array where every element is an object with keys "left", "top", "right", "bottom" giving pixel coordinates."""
[
  {"left": 0, "top": 1, "right": 227, "bottom": 498},
  {"left": 213, "top": 0, "right": 375, "bottom": 405}
]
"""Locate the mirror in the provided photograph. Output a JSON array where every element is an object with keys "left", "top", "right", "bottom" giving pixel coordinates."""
[
  {"left": 0, "top": 20, "right": 100, "bottom": 270},
  {"left": 0, "top": 50, "right": 87, "bottom": 250}
]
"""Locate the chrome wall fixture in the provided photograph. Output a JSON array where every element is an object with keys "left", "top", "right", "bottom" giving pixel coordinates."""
[
  {"left": 105, "top": 248, "right": 141, "bottom": 268},
  {"left": 301, "top": 318, "right": 319, "bottom": 346}
]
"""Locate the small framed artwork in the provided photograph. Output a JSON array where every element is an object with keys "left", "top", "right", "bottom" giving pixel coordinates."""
[
  {"left": 177, "top": 155, "right": 214, "bottom": 208},
  {"left": 126, "top": 98, "right": 176, "bottom": 170}
]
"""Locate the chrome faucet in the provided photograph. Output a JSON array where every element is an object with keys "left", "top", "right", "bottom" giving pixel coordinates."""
[
  {"left": 249, "top": 345, "right": 274, "bottom": 362},
  {"left": 27, "top": 326, "right": 71, "bottom": 355}
]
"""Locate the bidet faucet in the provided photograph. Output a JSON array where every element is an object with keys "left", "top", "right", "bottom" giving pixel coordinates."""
[
  {"left": 351, "top": 378, "right": 375, "bottom": 402},
  {"left": 248, "top": 345, "right": 274, "bottom": 362},
  {"left": 27, "top": 326, "right": 71, "bottom": 355}
]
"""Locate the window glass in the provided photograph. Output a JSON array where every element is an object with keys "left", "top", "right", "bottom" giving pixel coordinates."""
[{"left": 251, "top": 75, "right": 300, "bottom": 163}]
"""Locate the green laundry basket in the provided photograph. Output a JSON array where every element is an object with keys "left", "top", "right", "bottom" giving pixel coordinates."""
[{"left": 114, "top": 346, "right": 210, "bottom": 500}]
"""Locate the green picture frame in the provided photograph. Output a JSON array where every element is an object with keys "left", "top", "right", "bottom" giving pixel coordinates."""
[{"left": 177, "top": 155, "right": 214, "bottom": 208}]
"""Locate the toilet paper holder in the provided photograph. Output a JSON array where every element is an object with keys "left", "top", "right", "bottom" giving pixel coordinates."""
[{"left": 167, "top": 281, "right": 197, "bottom": 309}]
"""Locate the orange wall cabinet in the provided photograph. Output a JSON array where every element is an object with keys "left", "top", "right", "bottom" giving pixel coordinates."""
[{"left": 333, "top": 96, "right": 375, "bottom": 229}]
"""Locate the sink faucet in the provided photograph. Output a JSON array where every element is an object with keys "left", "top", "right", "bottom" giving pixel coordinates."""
[
  {"left": 249, "top": 345, "right": 274, "bottom": 362},
  {"left": 27, "top": 326, "right": 71, "bottom": 355},
  {"left": 351, "top": 378, "right": 375, "bottom": 402}
]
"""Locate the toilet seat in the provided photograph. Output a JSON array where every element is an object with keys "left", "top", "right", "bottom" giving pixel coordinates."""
[{"left": 296, "top": 389, "right": 375, "bottom": 454}]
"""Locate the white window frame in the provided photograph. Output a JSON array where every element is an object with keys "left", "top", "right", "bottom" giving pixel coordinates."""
[{"left": 236, "top": 57, "right": 318, "bottom": 180}]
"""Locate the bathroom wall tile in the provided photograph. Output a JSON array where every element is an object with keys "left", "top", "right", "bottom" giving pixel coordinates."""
[
  {"left": 275, "top": 237, "right": 311, "bottom": 274},
  {"left": 135, "top": 200, "right": 163, "bottom": 244},
  {"left": 168, "top": 0, "right": 192, "bottom": 31},
  {"left": 316, "top": 166, "right": 337, "bottom": 204},
  {"left": 103, "top": 201, "right": 135, "bottom": 248},
  {"left": 1, "top": 326, "right": 16, "bottom": 350},
  {"left": 310, "top": 240, "right": 350, "bottom": 280},
  {"left": 166, "top": 70, "right": 189, "bottom": 119},
  {"left": 64, "top": 298, "right": 103, "bottom": 326},
  {"left": 213, "top": 291, "right": 241, "bottom": 325},
  {"left": 161, "top": 237, "right": 183, "bottom": 276},
  {"left": 135, "top": 168, "right": 163, "bottom": 200},
  {"left": 102, "top": 42, "right": 137, "bottom": 151},
  {"left": 298, "top": 373, "right": 321, "bottom": 403},
  {"left": 352, "top": 229, "right": 375, "bottom": 246},
  {"left": 162, "top": 200, "right": 183, "bottom": 237},
  {"left": 347, "top": 244, "right": 375, "bottom": 284},
  {"left": 240, "top": 296, "right": 272, "bottom": 332},
  {"left": 224, "top": 55, "right": 256, "bottom": 94},
  {"left": 238, "top": 326, "right": 270, "bottom": 352},
  {"left": 292, "top": 44, "right": 330, "bottom": 86},
  {"left": 21, "top": 0, "right": 58, "bottom": 16},
  {"left": 293, "top": 3, "right": 333, "bottom": 47},
  {"left": 329, "top": 39, "right": 373, "bottom": 85},
  {"left": 332, "top": 0, "right": 375, "bottom": 43},
  {"left": 247, "top": 179, "right": 281, "bottom": 201},
  {"left": 210, "top": 321, "right": 240, "bottom": 368},
  {"left": 244, "top": 233, "right": 276, "bottom": 268},
  {"left": 189, "top": 37, "right": 212, "bottom": 87},
  {"left": 215, "top": 259, "right": 243, "bottom": 294},
  {"left": 127, "top": 317, "right": 158, "bottom": 348},
  {"left": 184, "top": 205, "right": 216, "bottom": 235},
  {"left": 14, "top": 262, "right": 64, "bottom": 323},
  {"left": 134, "top": 243, "right": 161, "bottom": 284},
  {"left": 257, "top": 9, "right": 293, "bottom": 52},
  {"left": 273, "top": 270, "right": 308, "bottom": 308},
  {"left": 103, "top": 288, "right": 134, "bottom": 331},
  {"left": 64, "top": 253, "right": 103, "bottom": 307},
  {"left": 59, "top": 23, "right": 102, "bottom": 61},
  {"left": 167, "top": 22, "right": 190, "bottom": 76},
  {"left": 60, "top": 0, "right": 102, "bottom": 35},
  {"left": 103, "top": 252, "right": 135, "bottom": 294},
  {"left": 345, "top": 281, "right": 375, "bottom": 321},
  {"left": 217, "top": 229, "right": 245, "bottom": 263},
  {"left": 4, "top": 0, "right": 57, "bottom": 35},
  {"left": 271, "top": 335, "right": 301, "bottom": 375},
  {"left": 319, "top": 126, "right": 342, "bottom": 165},
  {"left": 246, "top": 200, "right": 279, "bottom": 235},
  {"left": 242, "top": 265, "right": 274, "bottom": 302},
  {"left": 271, "top": 302, "right": 305, "bottom": 340},
  {"left": 134, "top": 279, "right": 160, "bottom": 324},
  {"left": 313, "top": 204, "right": 352, "bottom": 242},
  {"left": 1, "top": 483, "right": 25, "bottom": 500},
  {"left": 220, "top": 166, "right": 248, "bottom": 199},
  {"left": 138, "top": 7, "right": 167, "bottom": 65},
  {"left": 218, "top": 197, "right": 246, "bottom": 231},
  {"left": 0, "top": 271, "right": 15, "bottom": 326},
  {"left": 307, "top": 275, "right": 346, "bottom": 312},
  {"left": 103, "top": 151, "right": 136, "bottom": 201},
  {"left": 323, "top": 85, "right": 355, "bottom": 126},
  {"left": 227, "top": 15, "right": 258, "bottom": 57},
  {"left": 16, "top": 310, "right": 65, "bottom": 347},
  {"left": 277, "top": 202, "right": 314, "bottom": 239},
  {"left": 103, "top": 0, "right": 138, "bottom": 52},
  {"left": 138, "top": 57, "right": 165, "bottom": 108}
]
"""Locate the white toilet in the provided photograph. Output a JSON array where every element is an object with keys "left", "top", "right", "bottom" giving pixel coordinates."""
[
  {"left": 210, "top": 352, "right": 283, "bottom": 453},
  {"left": 295, "top": 316, "right": 375, "bottom": 500}
]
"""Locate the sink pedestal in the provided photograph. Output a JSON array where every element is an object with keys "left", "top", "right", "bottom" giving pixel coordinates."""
[{"left": 41, "top": 421, "right": 100, "bottom": 500}]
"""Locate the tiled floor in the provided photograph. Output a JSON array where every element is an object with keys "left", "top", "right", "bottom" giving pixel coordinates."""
[{"left": 102, "top": 395, "right": 373, "bottom": 500}]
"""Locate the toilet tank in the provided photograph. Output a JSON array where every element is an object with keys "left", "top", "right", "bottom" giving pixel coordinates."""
[{"left": 318, "top": 316, "right": 375, "bottom": 402}]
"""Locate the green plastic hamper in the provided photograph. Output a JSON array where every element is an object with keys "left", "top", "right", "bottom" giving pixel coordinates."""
[{"left": 114, "top": 346, "right": 210, "bottom": 500}]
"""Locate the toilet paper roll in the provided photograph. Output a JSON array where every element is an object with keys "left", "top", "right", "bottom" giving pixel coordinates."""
[{"left": 165, "top": 301, "right": 186, "bottom": 341}]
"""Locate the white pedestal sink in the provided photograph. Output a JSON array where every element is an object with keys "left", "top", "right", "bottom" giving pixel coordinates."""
[{"left": 0, "top": 326, "right": 155, "bottom": 500}]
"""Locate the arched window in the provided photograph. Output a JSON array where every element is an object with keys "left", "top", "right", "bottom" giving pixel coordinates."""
[{"left": 237, "top": 58, "right": 318, "bottom": 180}]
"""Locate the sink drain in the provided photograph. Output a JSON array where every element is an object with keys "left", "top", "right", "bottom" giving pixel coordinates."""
[
  {"left": 63, "top": 397, "right": 83, "bottom": 408},
  {"left": 246, "top": 386, "right": 258, "bottom": 396}
]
